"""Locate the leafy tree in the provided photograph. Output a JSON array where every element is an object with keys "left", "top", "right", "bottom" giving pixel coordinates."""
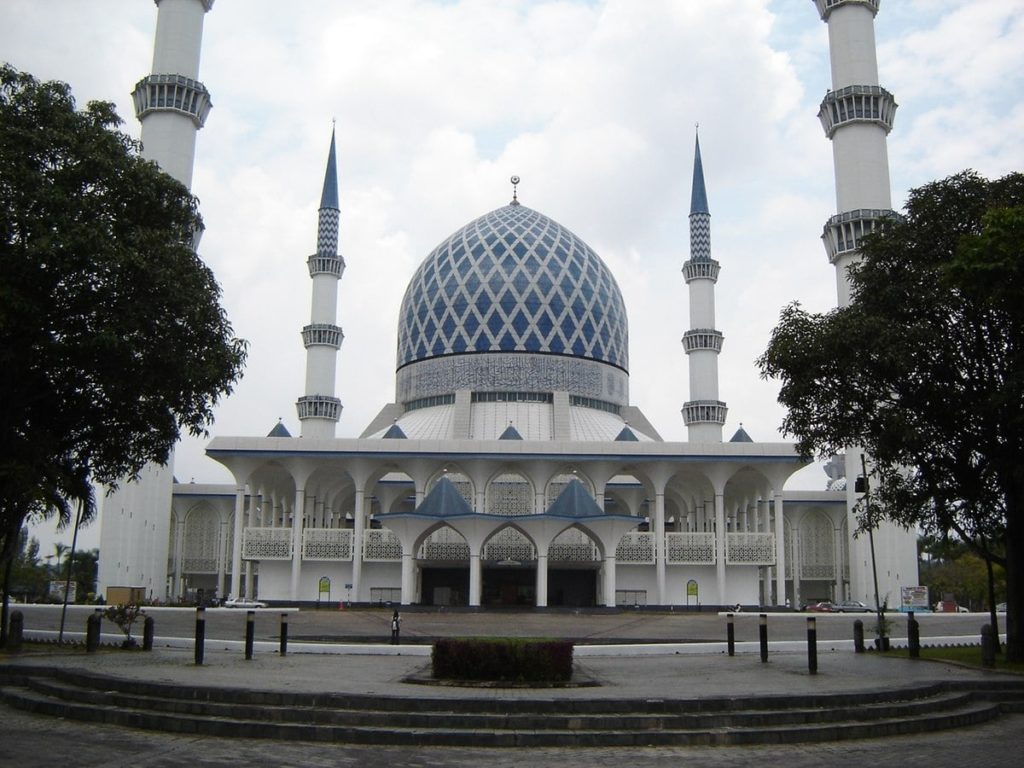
[
  {"left": 757, "top": 171, "right": 1024, "bottom": 660},
  {"left": 2, "top": 529, "right": 49, "bottom": 604},
  {"left": 67, "top": 548, "right": 99, "bottom": 602},
  {"left": 0, "top": 65, "right": 247, "bottom": 641}
]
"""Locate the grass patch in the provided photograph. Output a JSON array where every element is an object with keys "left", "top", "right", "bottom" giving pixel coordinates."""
[{"left": 897, "top": 644, "right": 1024, "bottom": 674}]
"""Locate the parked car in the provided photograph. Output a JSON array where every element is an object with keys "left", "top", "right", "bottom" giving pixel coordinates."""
[
  {"left": 803, "top": 601, "right": 834, "bottom": 612},
  {"left": 831, "top": 600, "right": 873, "bottom": 613},
  {"left": 997, "top": 603, "right": 1007, "bottom": 613},
  {"left": 223, "top": 597, "right": 268, "bottom": 609}
]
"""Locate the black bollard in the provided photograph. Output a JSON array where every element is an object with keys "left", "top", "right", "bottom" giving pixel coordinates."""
[
  {"left": 194, "top": 606, "right": 206, "bottom": 666},
  {"left": 981, "top": 623, "right": 997, "bottom": 668},
  {"left": 726, "top": 613, "right": 735, "bottom": 657},
  {"left": 143, "top": 615, "right": 155, "bottom": 651},
  {"left": 86, "top": 611, "right": 101, "bottom": 652},
  {"left": 807, "top": 616, "right": 818, "bottom": 674},
  {"left": 280, "top": 612, "right": 288, "bottom": 656},
  {"left": 245, "top": 610, "right": 255, "bottom": 660},
  {"left": 907, "top": 611, "right": 920, "bottom": 659},
  {"left": 8, "top": 610, "right": 23, "bottom": 653},
  {"left": 853, "top": 619, "right": 865, "bottom": 653},
  {"left": 759, "top": 613, "right": 768, "bottom": 663}
]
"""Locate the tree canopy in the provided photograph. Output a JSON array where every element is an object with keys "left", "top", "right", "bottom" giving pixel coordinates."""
[
  {"left": 757, "top": 170, "right": 1024, "bottom": 660},
  {"left": 0, "top": 65, "right": 246, "bottom": 593}
]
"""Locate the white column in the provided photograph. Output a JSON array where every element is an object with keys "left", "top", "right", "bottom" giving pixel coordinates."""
[
  {"left": 290, "top": 488, "right": 305, "bottom": 601},
  {"left": 400, "top": 550, "right": 415, "bottom": 605},
  {"left": 535, "top": 553, "right": 548, "bottom": 608},
  {"left": 243, "top": 491, "right": 257, "bottom": 597},
  {"left": 715, "top": 491, "right": 726, "bottom": 605},
  {"left": 469, "top": 554, "right": 482, "bottom": 607},
  {"left": 172, "top": 518, "right": 185, "bottom": 600},
  {"left": 351, "top": 487, "right": 365, "bottom": 603},
  {"left": 774, "top": 491, "right": 786, "bottom": 606},
  {"left": 227, "top": 483, "right": 244, "bottom": 598},
  {"left": 603, "top": 554, "right": 617, "bottom": 608},
  {"left": 654, "top": 492, "right": 666, "bottom": 604}
]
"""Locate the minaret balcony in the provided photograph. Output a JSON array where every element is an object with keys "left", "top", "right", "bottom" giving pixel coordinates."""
[
  {"left": 132, "top": 74, "right": 212, "bottom": 128},
  {"left": 307, "top": 253, "right": 345, "bottom": 278},
  {"left": 813, "top": 0, "right": 879, "bottom": 21},
  {"left": 302, "top": 323, "right": 344, "bottom": 349},
  {"left": 682, "top": 400, "right": 728, "bottom": 426},
  {"left": 682, "top": 329, "right": 724, "bottom": 354},
  {"left": 297, "top": 395, "right": 341, "bottom": 422},
  {"left": 818, "top": 85, "right": 897, "bottom": 138},
  {"left": 682, "top": 259, "right": 720, "bottom": 283},
  {"left": 821, "top": 208, "right": 901, "bottom": 264}
]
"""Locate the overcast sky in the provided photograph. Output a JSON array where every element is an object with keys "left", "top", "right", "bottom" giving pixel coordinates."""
[{"left": 4, "top": 0, "right": 1023, "bottom": 553}]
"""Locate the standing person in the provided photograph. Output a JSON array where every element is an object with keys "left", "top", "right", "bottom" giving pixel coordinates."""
[{"left": 390, "top": 610, "right": 401, "bottom": 645}]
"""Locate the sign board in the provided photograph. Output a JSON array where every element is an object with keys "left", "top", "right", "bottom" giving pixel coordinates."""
[
  {"left": 49, "top": 580, "right": 77, "bottom": 603},
  {"left": 900, "top": 585, "right": 929, "bottom": 612},
  {"left": 318, "top": 576, "right": 331, "bottom": 594},
  {"left": 686, "top": 579, "right": 698, "bottom": 605}
]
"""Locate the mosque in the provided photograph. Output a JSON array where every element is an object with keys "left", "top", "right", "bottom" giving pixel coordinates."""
[{"left": 97, "top": 0, "right": 918, "bottom": 610}]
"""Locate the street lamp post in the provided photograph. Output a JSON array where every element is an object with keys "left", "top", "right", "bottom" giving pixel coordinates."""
[{"left": 858, "top": 453, "right": 887, "bottom": 650}]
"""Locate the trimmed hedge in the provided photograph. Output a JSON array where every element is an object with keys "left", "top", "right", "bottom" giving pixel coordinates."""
[{"left": 432, "top": 638, "right": 574, "bottom": 683}]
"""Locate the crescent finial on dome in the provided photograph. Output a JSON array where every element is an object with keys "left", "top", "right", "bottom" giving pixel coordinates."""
[{"left": 510, "top": 175, "right": 520, "bottom": 206}]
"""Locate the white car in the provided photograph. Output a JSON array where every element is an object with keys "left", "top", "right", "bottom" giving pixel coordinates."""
[{"left": 223, "top": 597, "right": 268, "bottom": 609}]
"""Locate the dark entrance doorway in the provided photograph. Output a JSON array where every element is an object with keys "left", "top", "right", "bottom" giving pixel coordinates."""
[
  {"left": 547, "top": 568, "right": 597, "bottom": 607},
  {"left": 482, "top": 566, "right": 535, "bottom": 606},
  {"left": 420, "top": 567, "right": 469, "bottom": 606}
]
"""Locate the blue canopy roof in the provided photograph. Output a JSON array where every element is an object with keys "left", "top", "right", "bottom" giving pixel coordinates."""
[{"left": 545, "top": 478, "right": 605, "bottom": 518}]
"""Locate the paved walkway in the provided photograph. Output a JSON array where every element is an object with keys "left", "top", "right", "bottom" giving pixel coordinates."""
[{"left": 2, "top": 611, "right": 1022, "bottom": 767}]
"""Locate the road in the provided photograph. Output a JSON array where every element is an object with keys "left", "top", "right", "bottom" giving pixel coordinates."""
[{"left": 8, "top": 603, "right": 999, "bottom": 646}]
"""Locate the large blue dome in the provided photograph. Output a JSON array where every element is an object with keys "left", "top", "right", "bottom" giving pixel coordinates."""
[{"left": 396, "top": 203, "right": 629, "bottom": 372}]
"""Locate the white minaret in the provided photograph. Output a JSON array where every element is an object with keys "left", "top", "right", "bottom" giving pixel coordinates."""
[
  {"left": 98, "top": 0, "right": 214, "bottom": 603},
  {"left": 682, "top": 131, "right": 726, "bottom": 442},
  {"left": 297, "top": 129, "right": 345, "bottom": 438},
  {"left": 815, "top": 0, "right": 896, "bottom": 307},
  {"left": 815, "top": 0, "right": 917, "bottom": 607},
  {"left": 132, "top": 0, "right": 213, "bottom": 188}
]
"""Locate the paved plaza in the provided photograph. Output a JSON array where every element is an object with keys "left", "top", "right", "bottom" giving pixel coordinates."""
[{"left": 2, "top": 607, "right": 1021, "bottom": 766}]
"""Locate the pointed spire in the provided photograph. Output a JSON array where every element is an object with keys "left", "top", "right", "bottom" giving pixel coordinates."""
[
  {"left": 690, "top": 128, "right": 709, "bottom": 216},
  {"left": 320, "top": 125, "right": 339, "bottom": 210}
]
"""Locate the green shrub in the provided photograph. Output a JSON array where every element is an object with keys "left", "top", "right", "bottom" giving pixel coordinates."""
[{"left": 432, "top": 637, "right": 574, "bottom": 683}]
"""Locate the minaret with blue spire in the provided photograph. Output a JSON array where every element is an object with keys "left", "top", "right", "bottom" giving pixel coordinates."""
[
  {"left": 297, "top": 128, "right": 346, "bottom": 437},
  {"left": 681, "top": 130, "right": 726, "bottom": 442}
]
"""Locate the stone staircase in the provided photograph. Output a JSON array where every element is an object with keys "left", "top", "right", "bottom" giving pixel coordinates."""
[{"left": 2, "top": 664, "right": 1023, "bottom": 747}]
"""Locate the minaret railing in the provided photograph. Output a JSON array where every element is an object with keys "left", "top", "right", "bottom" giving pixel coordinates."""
[
  {"left": 682, "top": 259, "right": 720, "bottom": 283},
  {"left": 296, "top": 395, "right": 342, "bottom": 421},
  {"left": 813, "top": 0, "right": 879, "bottom": 20},
  {"left": 818, "top": 85, "right": 897, "bottom": 138},
  {"left": 682, "top": 400, "right": 728, "bottom": 427},
  {"left": 682, "top": 329, "right": 724, "bottom": 354},
  {"left": 821, "top": 208, "right": 901, "bottom": 264},
  {"left": 132, "top": 74, "right": 212, "bottom": 128},
  {"left": 302, "top": 323, "right": 344, "bottom": 349}
]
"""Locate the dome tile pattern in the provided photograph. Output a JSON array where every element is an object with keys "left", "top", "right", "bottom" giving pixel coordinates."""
[{"left": 397, "top": 204, "right": 628, "bottom": 371}]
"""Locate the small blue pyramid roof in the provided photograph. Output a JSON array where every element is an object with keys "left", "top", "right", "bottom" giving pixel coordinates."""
[
  {"left": 267, "top": 420, "right": 291, "bottom": 438},
  {"left": 615, "top": 425, "right": 638, "bottom": 442},
  {"left": 690, "top": 132, "right": 709, "bottom": 216},
  {"left": 499, "top": 423, "right": 523, "bottom": 440},
  {"left": 383, "top": 422, "right": 407, "bottom": 439},
  {"left": 729, "top": 425, "right": 753, "bottom": 443},
  {"left": 320, "top": 127, "right": 339, "bottom": 210},
  {"left": 410, "top": 477, "right": 475, "bottom": 517},
  {"left": 545, "top": 479, "right": 604, "bottom": 518}
]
